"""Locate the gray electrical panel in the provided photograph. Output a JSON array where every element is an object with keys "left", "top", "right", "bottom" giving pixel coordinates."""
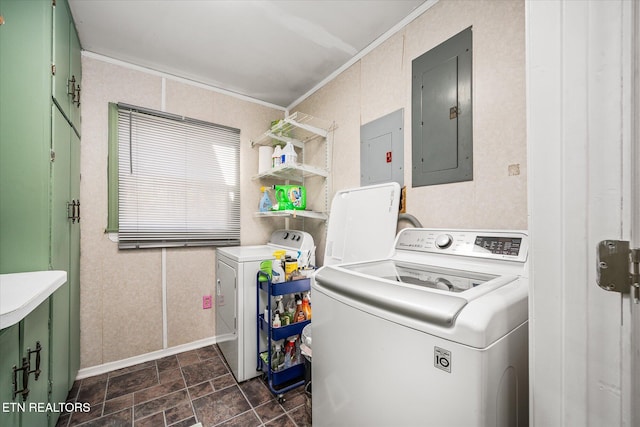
[
  {"left": 412, "top": 27, "right": 472, "bottom": 187},
  {"left": 360, "top": 109, "right": 404, "bottom": 187}
]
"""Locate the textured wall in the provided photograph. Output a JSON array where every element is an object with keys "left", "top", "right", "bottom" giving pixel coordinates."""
[
  {"left": 79, "top": 56, "right": 283, "bottom": 368},
  {"left": 296, "top": 0, "right": 527, "bottom": 250},
  {"left": 79, "top": 0, "right": 526, "bottom": 367}
]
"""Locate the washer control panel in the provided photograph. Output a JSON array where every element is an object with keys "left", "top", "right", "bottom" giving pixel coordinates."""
[
  {"left": 395, "top": 229, "right": 528, "bottom": 262},
  {"left": 434, "top": 234, "right": 453, "bottom": 249}
]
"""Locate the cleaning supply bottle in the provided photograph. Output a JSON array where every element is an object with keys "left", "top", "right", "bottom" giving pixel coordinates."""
[
  {"left": 273, "top": 312, "right": 281, "bottom": 328},
  {"left": 284, "top": 338, "right": 294, "bottom": 368},
  {"left": 273, "top": 185, "right": 293, "bottom": 210},
  {"left": 282, "top": 141, "right": 297, "bottom": 166},
  {"left": 294, "top": 299, "right": 306, "bottom": 322},
  {"left": 285, "top": 297, "right": 296, "bottom": 324},
  {"left": 273, "top": 185, "right": 306, "bottom": 210},
  {"left": 258, "top": 259, "right": 272, "bottom": 283},
  {"left": 272, "top": 344, "right": 283, "bottom": 371},
  {"left": 258, "top": 186, "right": 273, "bottom": 212},
  {"left": 271, "top": 250, "right": 286, "bottom": 283},
  {"left": 275, "top": 295, "right": 285, "bottom": 313},
  {"left": 301, "top": 294, "right": 312, "bottom": 320},
  {"left": 272, "top": 145, "right": 283, "bottom": 168}
]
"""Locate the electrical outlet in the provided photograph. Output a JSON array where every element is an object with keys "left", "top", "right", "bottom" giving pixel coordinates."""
[{"left": 202, "top": 295, "right": 212, "bottom": 309}]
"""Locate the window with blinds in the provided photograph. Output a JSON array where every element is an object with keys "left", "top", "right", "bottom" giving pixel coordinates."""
[{"left": 108, "top": 103, "right": 240, "bottom": 249}]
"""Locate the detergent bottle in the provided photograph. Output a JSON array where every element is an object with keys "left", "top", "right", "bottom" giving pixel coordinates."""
[
  {"left": 258, "top": 186, "right": 273, "bottom": 212},
  {"left": 273, "top": 185, "right": 306, "bottom": 211},
  {"left": 272, "top": 145, "right": 283, "bottom": 168},
  {"left": 282, "top": 141, "right": 297, "bottom": 166},
  {"left": 258, "top": 259, "right": 272, "bottom": 283}
]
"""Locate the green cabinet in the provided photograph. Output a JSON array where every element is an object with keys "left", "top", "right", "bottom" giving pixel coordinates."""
[
  {"left": 0, "top": 325, "right": 20, "bottom": 427},
  {"left": 0, "top": 300, "right": 50, "bottom": 427},
  {"left": 51, "top": 0, "right": 82, "bottom": 403},
  {"left": 20, "top": 301, "right": 50, "bottom": 427},
  {"left": 0, "top": 0, "right": 81, "bottom": 425},
  {"left": 49, "top": 105, "right": 81, "bottom": 419},
  {"left": 0, "top": 0, "right": 52, "bottom": 274},
  {"left": 68, "top": 127, "right": 81, "bottom": 388},
  {"left": 52, "top": 0, "right": 81, "bottom": 129}
]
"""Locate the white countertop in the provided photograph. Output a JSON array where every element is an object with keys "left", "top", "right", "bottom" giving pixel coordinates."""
[{"left": 0, "top": 270, "right": 67, "bottom": 329}]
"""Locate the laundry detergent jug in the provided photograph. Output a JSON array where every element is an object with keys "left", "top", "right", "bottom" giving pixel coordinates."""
[{"left": 273, "top": 185, "right": 306, "bottom": 210}]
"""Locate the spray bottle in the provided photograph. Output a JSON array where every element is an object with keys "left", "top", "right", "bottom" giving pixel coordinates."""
[{"left": 258, "top": 186, "right": 273, "bottom": 212}]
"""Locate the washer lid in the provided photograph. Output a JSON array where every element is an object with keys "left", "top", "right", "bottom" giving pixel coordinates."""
[
  {"left": 314, "top": 261, "right": 528, "bottom": 347},
  {"left": 324, "top": 183, "right": 401, "bottom": 266},
  {"left": 314, "top": 264, "right": 468, "bottom": 327}
]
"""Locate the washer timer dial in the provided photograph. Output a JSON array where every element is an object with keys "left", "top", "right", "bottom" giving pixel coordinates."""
[{"left": 435, "top": 234, "right": 453, "bottom": 249}]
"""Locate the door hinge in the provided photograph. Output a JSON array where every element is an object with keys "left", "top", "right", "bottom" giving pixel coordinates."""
[
  {"left": 50, "top": 150, "right": 55, "bottom": 162},
  {"left": 596, "top": 240, "right": 640, "bottom": 302},
  {"left": 51, "top": 64, "right": 56, "bottom": 76}
]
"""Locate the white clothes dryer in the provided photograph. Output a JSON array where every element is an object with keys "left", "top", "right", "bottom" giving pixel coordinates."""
[
  {"left": 216, "top": 183, "right": 401, "bottom": 383},
  {"left": 216, "top": 230, "right": 315, "bottom": 382}
]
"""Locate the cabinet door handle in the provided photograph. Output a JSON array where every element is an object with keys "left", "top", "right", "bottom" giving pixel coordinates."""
[
  {"left": 27, "top": 342, "right": 42, "bottom": 380},
  {"left": 67, "top": 75, "right": 76, "bottom": 97},
  {"left": 67, "top": 200, "right": 81, "bottom": 223},
  {"left": 68, "top": 200, "right": 76, "bottom": 223},
  {"left": 12, "top": 357, "right": 30, "bottom": 401}
]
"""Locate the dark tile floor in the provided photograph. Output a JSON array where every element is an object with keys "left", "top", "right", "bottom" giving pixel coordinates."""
[{"left": 55, "top": 345, "right": 311, "bottom": 427}]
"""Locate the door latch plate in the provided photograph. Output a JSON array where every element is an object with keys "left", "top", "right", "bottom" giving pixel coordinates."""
[{"left": 596, "top": 240, "right": 639, "bottom": 296}]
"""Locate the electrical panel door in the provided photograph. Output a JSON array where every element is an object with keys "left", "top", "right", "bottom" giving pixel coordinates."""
[
  {"left": 361, "top": 109, "right": 404, "bottom": 187},
  {"left": 412, "top": 27, "right": 473, "bottom": 187}
]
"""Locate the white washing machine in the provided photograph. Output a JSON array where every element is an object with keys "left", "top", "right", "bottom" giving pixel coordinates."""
[
  {"left": 312, "top": 228, "right": 529, "bottom": 427},
  {"left": 216, "top": 230, "right": 315, "bottom": 382}
]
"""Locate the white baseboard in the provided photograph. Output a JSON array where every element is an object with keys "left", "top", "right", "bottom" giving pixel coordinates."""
[{"left": 75, "top": 336, "right": 218, "bottom": 380}]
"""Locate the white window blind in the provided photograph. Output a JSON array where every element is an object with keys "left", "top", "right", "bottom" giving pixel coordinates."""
[{"left": 117, "top": 104, "right": 240, "bottom": 249}]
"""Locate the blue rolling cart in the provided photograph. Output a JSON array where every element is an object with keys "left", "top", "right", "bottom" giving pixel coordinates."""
[{"left": 257, "top": 271, "right": 310, "bottom": 402}]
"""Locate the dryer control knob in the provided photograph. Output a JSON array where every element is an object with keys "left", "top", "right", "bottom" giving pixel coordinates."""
[{"left": 435, "top": 234, "right": 453, "bottom": 249}]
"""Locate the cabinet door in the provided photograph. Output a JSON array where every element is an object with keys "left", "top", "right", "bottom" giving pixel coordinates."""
[
  {"left": 0, "top": 324, "right": 20, "bottom": 427},
  {"left": 0, "top": 0, "right": 52, "bottom": 273},
  {"left": 69, "top": 22, "right": 82, "bottom": 130},
  {"left": 52, "top": 0, "right": 71, "bottom": 118},
  {"left": 68, "top": 128, "right": 81, "bottom": 386},
  {"left": 21, "top": 300, "right": 50, "bottom": 427},
  {"left": 50, "top": 107, "right": 71, "bottom": 412},
  {"left": 52, "top": 0, "right": 81, "bottom": 129}
]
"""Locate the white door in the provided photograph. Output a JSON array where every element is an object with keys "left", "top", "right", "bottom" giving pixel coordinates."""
[{"left": 527, "top": 1, "right": 639, "bottom": 426}]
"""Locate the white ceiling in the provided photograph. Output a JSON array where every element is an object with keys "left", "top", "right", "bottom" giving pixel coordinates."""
[{"left": 68, "top": 0, "right": 428, "bottom": 108}]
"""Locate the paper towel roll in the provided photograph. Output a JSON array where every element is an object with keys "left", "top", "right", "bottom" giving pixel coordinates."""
[{"left": 258, "top": 146, "right": 273, "bottom": 173}]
